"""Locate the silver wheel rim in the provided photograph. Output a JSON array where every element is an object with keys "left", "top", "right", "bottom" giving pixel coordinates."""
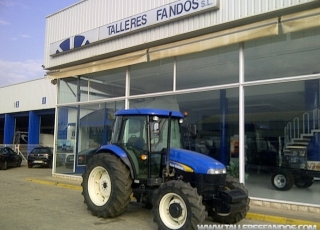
[
  {"left": 159, "top": 193, "right": 187, "bottom": 229},
  {"left": 88, "top": 166, "right": 111, "bottom": 206},
  {"left": 274, "top": 174, "right": 286, "bottom": 188}
]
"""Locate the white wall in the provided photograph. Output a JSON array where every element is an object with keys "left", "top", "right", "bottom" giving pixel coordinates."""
[{"left": 0, "top": 78, "right": 56, "bottom": 114}]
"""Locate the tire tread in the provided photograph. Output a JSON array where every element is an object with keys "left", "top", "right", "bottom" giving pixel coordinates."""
[{"left": 81, "top": 153, "right": 132, "bottom": 218}]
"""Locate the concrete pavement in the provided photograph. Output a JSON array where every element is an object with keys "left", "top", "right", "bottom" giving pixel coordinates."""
[{"left": 25, "top": 168, "right": 320, "bottom": 229}]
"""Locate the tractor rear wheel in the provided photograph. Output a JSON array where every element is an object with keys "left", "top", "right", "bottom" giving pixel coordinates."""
[
  {"left": 209, "top": 176, "right": 250, "bottom": 224},
  {"left": 81, "top": 153, "right": 132, "bottom": 218},
  {"left": 152, "top": 180, "right": 205, "bottom": 230}
]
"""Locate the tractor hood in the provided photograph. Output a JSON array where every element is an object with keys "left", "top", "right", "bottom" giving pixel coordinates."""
[
  {"left": 169, "top": 148, "right": 226, "bottom": 174},
  {"left": 98, "top": 145, "right": 227, "bottom": 175}
]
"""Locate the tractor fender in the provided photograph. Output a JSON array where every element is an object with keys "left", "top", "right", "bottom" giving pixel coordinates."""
[{"left": 96, "top": 144, "right": 135, "bottom": 179}]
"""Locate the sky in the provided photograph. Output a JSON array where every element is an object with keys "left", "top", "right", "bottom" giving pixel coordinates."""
[{"left": 0, "top": 0, "right": 80, "bottom": 88}]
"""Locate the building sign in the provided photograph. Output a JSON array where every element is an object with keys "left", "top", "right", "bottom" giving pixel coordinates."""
[{"left": 50, "top": 0, "right": 219, "bottom": 56}]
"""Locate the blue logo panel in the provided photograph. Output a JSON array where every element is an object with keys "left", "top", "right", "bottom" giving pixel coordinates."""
[{"left": 58, "top": 38, "right": 71, "bottom": 54}]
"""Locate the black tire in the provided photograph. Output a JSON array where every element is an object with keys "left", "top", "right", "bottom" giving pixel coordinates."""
[
  {"left": 17, "top": 159, "right": 22, "bottom": 167},
  {"left": 271, "top": 170, "right": 294, "bottom": 191},
  {"left": 152, "top": 180, "right": 205, "bottom": 230},
  {"left": 209, "top": 176, "right": 250, "bottom": 224},
  {"left": 81, "top": 153, "right": 132, "bottom": 218},
  {"left": 1, "top": 160, "right": 8, "bottom": 170},
  {"left": 294, "top": 176, "right": 314, "bottom": 188},
  {"left": 28, "top": 164, "right": 33, "bottom": 168}
]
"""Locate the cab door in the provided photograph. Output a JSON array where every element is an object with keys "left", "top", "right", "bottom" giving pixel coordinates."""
[{"left": 120, "top": 116, "right": 149, "bottom": 179}]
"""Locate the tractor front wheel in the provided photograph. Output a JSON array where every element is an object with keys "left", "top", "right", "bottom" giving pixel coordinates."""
[
  {"left": 81, "top": 153, "right": 132, "bottom": 218},
  {"left": 152, "top": 180, "right": 205, "bottom": 230}
]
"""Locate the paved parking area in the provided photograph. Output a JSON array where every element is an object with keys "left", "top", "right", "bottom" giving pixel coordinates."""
[{"left": 1, "top": 164, "right": 319, "bottom": 230}]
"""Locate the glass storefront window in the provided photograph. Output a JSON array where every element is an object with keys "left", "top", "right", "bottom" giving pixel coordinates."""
[
  {"left": 55, "top": 106, "right": 77, "bottom": 174},
  {"left": 245, "top": 28, "right": 320, "bottom": 81},
  {"left": 130, "top": 58, "right": 174, "bottom": 95},
  {"left": 58, "top": 77, "right": 78, "bottom": 104},
  {"left": 58, "top": 77, "right": 88, "bottom": 103},
  {"left": 55, "top": 101, "right": 124, "bottom": 174},
  {"left": 85, "top": 67, "right": 126, "bottom": 101},
  {"left": 129, "top": 88, "right": 239, "bottom": 166},
  {"left": 79, "top": 78, "right": 89, "bottom": 102},
  {"left": 244, "top": 80, "right": 320, "bottom": 205},
  {"left": 58, "top": 69, "right": 126, "bottom": 105},
  {"left": 176, "top": 45, "right": 239, "bottom": 90},
  {"left": 78, "top": 101, "right": 124, "bottom": 152}
]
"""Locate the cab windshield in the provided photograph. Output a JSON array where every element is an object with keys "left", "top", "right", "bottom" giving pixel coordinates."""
[{"left": 111, "top": 115, "right": 183, "bottom": 151}]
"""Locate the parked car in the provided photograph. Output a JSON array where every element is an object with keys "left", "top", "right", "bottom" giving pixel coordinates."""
[
  {"left": 65, "top": 148, "right": 97, "bottom": 169},
  {"left": 78, "top": 148, "right": 97, "bottom": 165},
  {"left": 65, "top": 154, "right": 74, "bottom": 169},
  {"left": 28, "top": 147, "right": 63, "bottom": 168},
  {"left": 0, "top": 147, "right": 22, "bottom": 170}
]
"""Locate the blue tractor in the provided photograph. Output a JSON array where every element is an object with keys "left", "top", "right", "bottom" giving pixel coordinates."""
[{"left": 81, "top": 108, "right": 249, "bottom": 229}]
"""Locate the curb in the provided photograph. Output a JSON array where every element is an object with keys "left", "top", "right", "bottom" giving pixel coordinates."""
[
  {"left": 25, "top": 177, "right": 320, "bottom": 228},
  {"left": 25, "top": 178, "right": 82, "bottom": 191}
]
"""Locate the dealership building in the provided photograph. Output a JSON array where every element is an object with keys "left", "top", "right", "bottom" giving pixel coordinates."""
[{"left": 1, "top": 0, "right": 320, "bottom": 214}]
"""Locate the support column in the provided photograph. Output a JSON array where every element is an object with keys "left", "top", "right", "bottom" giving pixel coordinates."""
[
  {"left": 220, "top": 89, "right": 229, "bottom": 166},
  {"left": 239, "top": 43, "right": 245, "bottom": 184},
  {"left": 4, "top": 114, "right": 15, "bottom": 144}
]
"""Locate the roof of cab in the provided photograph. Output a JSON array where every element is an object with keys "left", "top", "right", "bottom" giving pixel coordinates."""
[{"left": 115, "top": 108, "right": 183, "bottom": 118}]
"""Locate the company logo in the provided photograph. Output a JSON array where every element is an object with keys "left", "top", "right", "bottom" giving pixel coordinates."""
[
  {"left": 50, "top": 29, "right": 99, "bottom": 55},
  {"left": 52, "top": 35, "right": 92, "bottom": 54}
]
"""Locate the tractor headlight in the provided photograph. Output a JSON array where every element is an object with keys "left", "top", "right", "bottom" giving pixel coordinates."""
[{"left": 207, "top": 168, "right": 226, "bottom": 174}]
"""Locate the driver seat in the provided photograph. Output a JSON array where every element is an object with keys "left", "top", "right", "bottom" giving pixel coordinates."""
[{"left": 127, "top": 135, "right": 145, "bottom": 149}]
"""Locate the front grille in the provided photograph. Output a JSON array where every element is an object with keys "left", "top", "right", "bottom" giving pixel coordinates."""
[{"left": 195, "top": 174, "right": 226, "bottom": 194}]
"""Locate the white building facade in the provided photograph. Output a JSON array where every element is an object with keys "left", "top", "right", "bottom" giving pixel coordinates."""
[
  {"left": 0, "top": 79, "right": 56, "bottom": 156},
  {"left": 45, "top": 0, "right": 320, "bottom": 211}
]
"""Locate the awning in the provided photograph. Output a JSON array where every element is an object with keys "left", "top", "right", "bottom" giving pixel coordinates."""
[
  {"left": 281, "top": 8, "right": 320, "bottom": 34},
  {"left": 148, "top": 18, "right": 279, "bottom": 61},
  {"left": 46, "top": 49, "right": 148, "bottom": 79}
]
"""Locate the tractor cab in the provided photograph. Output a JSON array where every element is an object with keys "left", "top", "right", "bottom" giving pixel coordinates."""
[{"left": 111, "top": 109, "right": 184, "bottom": 183}]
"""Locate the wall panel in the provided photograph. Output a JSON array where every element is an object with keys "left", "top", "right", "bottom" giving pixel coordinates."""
[{"left": 44, "top": 0, "right": 318, "bottom": 69}]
